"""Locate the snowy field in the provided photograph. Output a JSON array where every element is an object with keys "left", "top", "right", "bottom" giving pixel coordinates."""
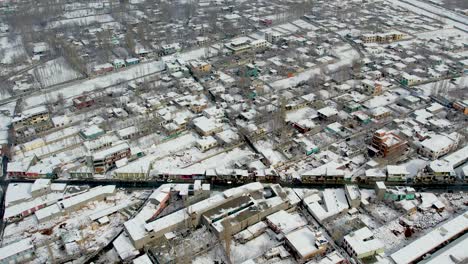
[
  {"left": 29, "top": 57, "right": 83, "bottom": 87},
  {"left": 23, "top": 60, "right": 165, "bottom": 107},
  {"left": 49, "top": 14, "right": 115, "bottom": 28},
  {"left": 0, "top": 35, "right": 27, "bottom": 64}
]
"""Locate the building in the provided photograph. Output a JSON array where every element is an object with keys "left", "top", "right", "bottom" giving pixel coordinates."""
[
  {"left": 189, "top": 60, "right": 212, "bottom": 74},
  {"left": 92, "top": 143, "right": 131, "bottom": 173},
  {"left": 360, "top": 32, "right": 404, "bottom": 43},
  {"left": 251, "top": 39, "right": 269, "bottom": 50},
  {"left": 285, "top": 226, "right": 328, "bottom": 261},
  {"left": 79, "top": 125, "right": 105, "bottom": 140},
  {"left": 265, "top": 31, "right": 283, "bottom": 44},
  {"left": 57, "top": 185, "right": 116, "bottom": 213},
  {"left": 0, "top": 238, "right": 34, "bottom": 264},
  {"left": 92, "top": 63, "right": 114, "bottom": 75},
  {"left": 125, "top": 58, "right": 140, "bottom": 65},
  {"left": 266, "top": 210, "right": 307, "bottom": 235},
  {"left": 387, "top": 165, "right": 410, "bottom": 181},
  {"left": 12, "top": 105, "right": 51, "bottom": 132},
  {"left": 196, "top": 136, "right": 218, "bottom": 152},
  {"left": 390, "top": 211, "right": 468, "bottom": 264},
  {"left": 384, "top": 186, "right": 415, "bottom": 201},
  {"left": 304, "top": 188, "right": 349, "bottom": 224},
  {"left": 400, "top": 73, "right": 423, "bottom": 86},
  {"left": 418, "top": 133, "right": 458, "bottom": 160},
  {"left": 124, "top": 183, "right": 298, "bottom": 250},
  {"left": 374, "top": 182, "right": 386, "bottom": 201},
  {"left": 73, "top": 95, "right": 95, "bottom": 110},
  {"left": 453, "top": 100, "right": 468, "bottom": 115},
  {"left": 344, "top": 185, "right": 361, "bottom": 208},
  {"left": 192, "top": 116, "right": 223, "bottom": 136},
  {"left": 343, "top": 227, "right": 384, "bottom": 260},
  {"left": 361, "top": 79, "right": 382, "bottom": 96},
  {"left": 368, "top": 129, "right": 407, "bottom": 158},
  {"left": 225, "top": 38, "right": 252, "bottom": 54},
  {"left": 317, "top": 106, "right": 338, "bottom": 121}
]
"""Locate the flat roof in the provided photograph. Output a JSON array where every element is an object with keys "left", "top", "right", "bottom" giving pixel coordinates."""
[
  {"left": 285, "top": 226, "right": 318, "bottom": 258},
  {"left": 0, "top": 238, "right": 33, "bottom": 260},
  {"left": 390, "top": 211, "right": 468, "bottom": 264},
  {"left": 343, "top": 227, "right": 383, "bottom": 256},
  {"left": 420, "top": 233, "right": 468, "bottom": 264}
]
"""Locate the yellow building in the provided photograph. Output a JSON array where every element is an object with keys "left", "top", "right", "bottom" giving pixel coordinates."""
[{"left": 189, "top": 60, "right": 212, "bottom": 73}]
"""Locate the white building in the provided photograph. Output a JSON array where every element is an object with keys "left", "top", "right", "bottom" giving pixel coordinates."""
[
  {"left": 304, "top": 188, "right": 349, "bottom": 223},
  {"left": 0, "top": 238, "right": 34, "bottom": 263},
  {"left": 418, "top": 133, "right": 458, "bottom": 160},
  {"left": 390, "top": 210, "right": 468, "bottom": 264},
  {"left": 343, "top": 227, "right": 384, "bottom": 259}
]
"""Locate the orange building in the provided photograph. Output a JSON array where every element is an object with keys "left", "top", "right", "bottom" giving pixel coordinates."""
[{"left": 368, "top": 130, "right": 407, "bottom": 158}]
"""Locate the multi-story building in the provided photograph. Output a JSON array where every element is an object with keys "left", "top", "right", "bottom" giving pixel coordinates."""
[
  {"left": 360, "top": 32, "right": 404, "bottom": 43},
  {"left": 92, "top": 143, "right": 131, "bottom": 174},
  {"left": 73, "top": 95, "right": 95, "bottom": 110},
  {"left": 12, "top": 105, "right": 52, "bottom": 133},
  {"left": 189, "top": 60, "right": 212, "bottom": 74},
  {"left": 368, "top": 129, "right": 407, "bottom": 158},
  {"left": 225, "top": 38, "right": 252, "bottom": 54},
  {"left": 418, "top": 133, "right": 459, "bottom": 160},
  {"left": 343, "top": 227, "right": 384, "bottom": 260}
]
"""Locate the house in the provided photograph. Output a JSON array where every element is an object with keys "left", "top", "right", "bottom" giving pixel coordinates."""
[
  {"left": 317, "top": 106, "right": 338, "bottom": 121},
  {"left": 418, "top": 133, "right": 458, "bottom": 160},
  {"left": 368, "top": 129, "right": 407, "bottom": 158},
  {"left": 189, "top": 60, "right": 212, "bottom": 74},
  {"left": 113, "top": 59, "right": 126, "bottom": 69},
  {"left": 374, "top": 182, "right": 386, "bottom": 201},
  {"left": 453, "top": 100, "right": 468, "bottom": 115},
  {"left": 192, "top": 116, "right": 223, "bottom": 136},
  {"left": 73, "top": 95, "right": 95, "bottom": 110},
  {"left": 304, "top": 188, "right": 349, "bottom": 223},
  {"left": 424, "top": 160, "right": 456, "bottom": 182},
  {"left": 265, "top": 31, "right": 283, "bottom": 44},
  {"left": 251, "top": 39, "right": 269, "bottom": 50},
  {"left": 361, "top": 79, "right": 382, "bottom": 96},
  {"left": 343, "top": 227, "right": 384, "bottom": 260},
  {"left": 162, "top": 43, "right": 181, "bottom": 55},
  {"left": 387, "top": 165, "right": 410, "bottom": 181},
  {"left": 92, "top": 143, "right": 131, "bottom": 173},
  {"left": 80, "top": 125, "right": 105, "bottom": 140},
  {"left": 12, "top": 105, "right": 51, "bottom": 132},
  {"left": 369, "top": 106, "right": 391, "bottom": 120},
  {"left": 400, "top": 73, "right": 423, "bottom": 86},
  {"left": 92, "top": 63, "right": 114, "bottom": 75},
  {"left": 344, "top": 185, "right": 361, "bottom": 208},
  {"left": 266, "top": 210, "right": 307, "bottom": 235},
  {"left": 225, "top": 38, "right": 252, "bottom": 54},
  {"left": 196, "top": 136, "right": 218, "bottom": 152},
  {"left": 31, "top": 179, "right": 51, "bottom": 197},
  {"left": 384, "top": 186, "right": 415, "bottom": 201},
  {"left": 285, "top": 226, "right": 328, "bottom": 261},
  {"left": 125, "top": 58, "right": 140, "bottom": 65}
]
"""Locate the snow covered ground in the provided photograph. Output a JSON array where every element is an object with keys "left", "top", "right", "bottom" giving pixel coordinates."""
[
  {"left": 0, "top": 35, "right": 28, "bottom": 64},
  {"left": 49, "top": 14, "right": 115, "bottom": 28},
  {"left": 387, "top": 0, "right": 468, "bottom": 32},
  {"left": 29, "top": 57, "right": 83, "bottom": 87},
  {"left": 23, "top": 60, "right": 165, "bottom": 107}
]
